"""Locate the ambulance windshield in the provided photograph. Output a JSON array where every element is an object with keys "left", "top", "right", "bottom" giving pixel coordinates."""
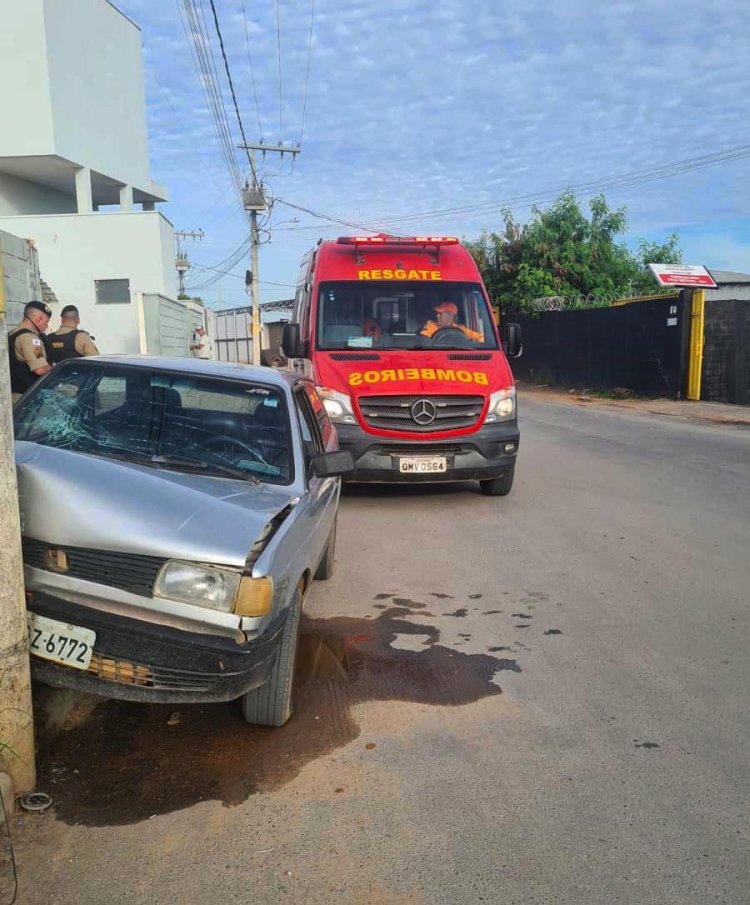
[{"left": 316, "top": 282, "right": 499, "bottom": 351}]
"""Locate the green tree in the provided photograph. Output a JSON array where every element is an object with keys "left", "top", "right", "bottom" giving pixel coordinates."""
[
  {"left": 465, "top": 192, "right": 680, "bottom": 312},
  {"left": 630, "top": 234, "right": 683, "bottom": 294}
]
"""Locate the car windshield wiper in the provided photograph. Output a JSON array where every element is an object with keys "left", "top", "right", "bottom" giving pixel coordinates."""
[
  {"left": 86, "top": 449, "right": 158, "bottom": 467},
  {"left": 150, "top": 455, "right": 259, "bottom": 482}
]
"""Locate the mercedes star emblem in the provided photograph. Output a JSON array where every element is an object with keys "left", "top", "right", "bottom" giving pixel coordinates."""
[{"left": 411, "top": 398, "right": 437, "bottom": 425}]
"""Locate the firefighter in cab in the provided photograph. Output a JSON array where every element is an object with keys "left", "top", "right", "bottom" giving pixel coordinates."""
[
  {"left": 46, "top": 305, "right": 99, "bottom": 364},
  {"left": 420, "top": 301, "right": 483, "bottom": 342}
]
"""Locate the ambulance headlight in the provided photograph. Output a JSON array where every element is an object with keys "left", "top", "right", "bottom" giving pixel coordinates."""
[
  {"left": 317, "top": 387, "right": 357, "bottom": 425},
  {"left": 485, "top": 386, "right": 516, "bottom": 423}
]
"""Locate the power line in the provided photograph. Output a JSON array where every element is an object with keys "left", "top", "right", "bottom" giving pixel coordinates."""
[
  {"left": 178, "top": 0, "right": 244, "bottom": 208},
  {"left": 190, "top": 262, "right": 294, "bottom": 287},
  {"left": 207, "top": 0, "right": 257, "bottom": 182},
  {"left": 275, "top": 0, "right": 284, "bottom": 142},
  {"left": 362, "top": 142, "right": 750, "bottom": 230},
  {"left": 272, "top": 194, "right": 397, "bottom": 234},
  {"left": 240, "top": 0, "right": 264, "bottom": 141},
  {"left": 299, "top": 0, "right": 315, "bottom": 145}
]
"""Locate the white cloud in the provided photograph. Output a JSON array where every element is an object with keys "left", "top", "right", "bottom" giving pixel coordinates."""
[{"left": 116, "top": 0, "right": 750, "bottom": 305}]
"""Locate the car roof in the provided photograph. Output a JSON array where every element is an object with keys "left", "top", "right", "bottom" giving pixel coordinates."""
[{"left": 75, "top": 355, "right": 299, "bottom": 389}]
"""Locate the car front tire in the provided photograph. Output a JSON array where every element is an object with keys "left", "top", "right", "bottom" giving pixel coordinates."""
[{"left": 241, "top": 589, "right": 302, "bottom": 727}]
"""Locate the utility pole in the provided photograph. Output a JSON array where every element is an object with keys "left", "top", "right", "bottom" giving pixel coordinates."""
[
  {"left": 239, "top": 142, "right": 301, "bottom": 365},
  {"left": 0, "top": 247, "right": 36, "bottom": 795},
  {"left": 175, "top": 229, "right": 204, "bottom": 297}
]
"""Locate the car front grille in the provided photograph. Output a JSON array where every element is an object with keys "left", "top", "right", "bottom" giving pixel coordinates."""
[
  {"left": 22, "top": 538, "right": 165, "bottom": 598},
  {"left": 358, "top": 395, "right": 484, "bottom": 433},
  {"left": 86, "top": 655, "right": 218, "bottom": 692}
]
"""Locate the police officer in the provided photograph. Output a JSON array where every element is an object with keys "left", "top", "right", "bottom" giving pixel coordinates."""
[
  {"left": 46, "top": 304, "right": 99, "bottom": 363},
  {"left": 7, "top": 300, "right": 53, "bottom": 402}
]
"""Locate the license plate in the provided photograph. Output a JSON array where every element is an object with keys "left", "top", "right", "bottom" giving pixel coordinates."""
[
  {"left": 399, "top": 456, "right": 448, "bottom": 474},
  {"left": 27, "top": 613, "right": 96, "bottom": 671}
]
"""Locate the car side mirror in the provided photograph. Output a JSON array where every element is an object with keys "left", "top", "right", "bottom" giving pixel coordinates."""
[
  {"left": 282, "top": 323, "right": 308, "bottom": 359},
  {"left": 309, "top": 450, "right": 355, "bottom": 479},
  {"left": 502, "top": 322, "right": 522, "bottom": 358}
]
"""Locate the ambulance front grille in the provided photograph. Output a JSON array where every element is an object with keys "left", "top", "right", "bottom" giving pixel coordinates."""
[{"left": 358, "top": 395, "right": 484, "bottom": 433}]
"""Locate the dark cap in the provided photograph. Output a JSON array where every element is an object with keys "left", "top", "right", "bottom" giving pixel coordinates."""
[
  {"left": 25, "top": 300, "right": 52, "bottom": 317},
  {"left": 60, "top": 304, "right": 79, "bottom": 318}
]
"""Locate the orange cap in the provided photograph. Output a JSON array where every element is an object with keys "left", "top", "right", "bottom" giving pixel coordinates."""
[{"left": 435, "top": 302, "right": 458, "bottom": 314}]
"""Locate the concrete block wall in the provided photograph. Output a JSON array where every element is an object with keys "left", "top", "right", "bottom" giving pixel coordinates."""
[{"left": 702, "top": 300, "right": 749, "bottom": 405}]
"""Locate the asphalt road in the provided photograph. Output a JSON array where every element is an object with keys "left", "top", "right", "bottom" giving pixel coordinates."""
[{"left": 14, "top": 394, "right": 750, "bottom": 905}]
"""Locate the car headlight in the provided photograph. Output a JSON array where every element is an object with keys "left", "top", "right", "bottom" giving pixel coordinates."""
[
  {"left": 155, "top": 561, "right": 240, "bottom": 611},
  {"left": 317, "top": 387, "right": 357, "bottom": 424},
  {"left": 154, "top": 561, "right": 274, "bottom": 617},
  {"left": 485, "top": 386, "right": 516, "bottom": 423}
]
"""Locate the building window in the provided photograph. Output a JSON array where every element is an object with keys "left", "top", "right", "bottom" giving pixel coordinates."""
[{"left": 95, "top": 279, "right": 130, "bottom": 304}]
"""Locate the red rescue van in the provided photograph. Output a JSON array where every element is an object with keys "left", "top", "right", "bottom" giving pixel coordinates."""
[{"left": 281, "top": 234, "right": 522, "bottom": 496}]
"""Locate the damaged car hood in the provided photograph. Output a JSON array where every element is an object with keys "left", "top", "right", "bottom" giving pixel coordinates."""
[{"left": 15, "top": 442, "right": 298, "bottom": 568}]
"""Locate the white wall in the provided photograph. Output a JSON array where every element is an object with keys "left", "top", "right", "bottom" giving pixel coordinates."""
[
  {"left": 43, "top": 0, "right": 152, "bottom": 191},
  {"left": 0, "top": 211, "right": 175, "bottom": 354},
  {"left": 0, "top": 2, "right": 55, "bottom": 157},
  {"left": 0, "top": 172, "right": 76, "bottom": 216},
  {"left": 0, "top": 0, "right": 153, "bottom": 193}
]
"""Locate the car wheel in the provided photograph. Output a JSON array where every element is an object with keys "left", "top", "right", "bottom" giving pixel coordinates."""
[
  {"left": 314, "top": 517, "right": 337, "bottom": 581},
  {"left": 479, "top": 467, "right": 515, "bottom": 497},
  {"left": 241, "top": 589, "right": 302, "bottom": 727}
]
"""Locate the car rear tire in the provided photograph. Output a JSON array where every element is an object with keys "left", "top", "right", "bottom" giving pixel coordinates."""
[
  {"left": 314, "top": 517, "right": 337, "bottom": 581},
  {"left": 241, "top": 590, "right": 302, "bottom": 727},
  {"left": 479, "top": 467, "right": 515, "bottom": 497}
]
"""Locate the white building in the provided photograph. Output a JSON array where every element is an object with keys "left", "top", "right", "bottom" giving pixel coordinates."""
[{"left": 0, "top": 0, "right": 182, "bottom": 354}]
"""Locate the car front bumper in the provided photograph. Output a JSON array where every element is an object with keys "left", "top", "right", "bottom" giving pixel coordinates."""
[
  {"left": 335, "top": 420, "right": 520, "bottom": 483},
  {"left": 28, "top": 592, "right": 284, "bottom": 704}
]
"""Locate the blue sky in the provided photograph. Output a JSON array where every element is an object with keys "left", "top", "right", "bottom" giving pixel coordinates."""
[{"left": 119, "top": 0, "right": 750, "bottom": 307}]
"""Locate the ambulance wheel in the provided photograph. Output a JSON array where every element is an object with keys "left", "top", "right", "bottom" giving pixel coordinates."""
[
  {"left": 241, "top": 590, "right": 302, "bottom": 727},
  {"left": 479, "top": 467, "right": 514, "bottom": 497},
  {"left": 314, "top": 518, "right": 337, "bottom": 581}
]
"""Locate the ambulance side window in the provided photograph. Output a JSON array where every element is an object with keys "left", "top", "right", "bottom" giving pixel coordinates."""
[{"left": 304, "top": 285, "right": 316, "bottom": 343}]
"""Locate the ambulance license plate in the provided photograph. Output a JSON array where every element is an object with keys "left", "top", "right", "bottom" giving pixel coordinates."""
[
  {"left": 399, "top": 456, "right": 448, "bottom": 474},
  {"left": 27, "top": 613, "right": 95, "bottom": 671}
]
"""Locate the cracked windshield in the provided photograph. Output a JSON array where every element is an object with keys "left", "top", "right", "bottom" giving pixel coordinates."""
[
  {"left": 14, "top": 365, "right": 291, "bottom": 484},
  {"left": 316, "top": 281, "right": 499, "bottom": 350}
]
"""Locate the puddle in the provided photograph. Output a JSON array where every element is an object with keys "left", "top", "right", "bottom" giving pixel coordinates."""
[{"left": 38, "top": 611, "right": 511, "bottom": 827}]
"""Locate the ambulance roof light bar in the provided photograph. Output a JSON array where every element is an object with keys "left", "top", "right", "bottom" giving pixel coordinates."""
[{"left": 336, "top": 234, "right": 459, "bottom": 246}]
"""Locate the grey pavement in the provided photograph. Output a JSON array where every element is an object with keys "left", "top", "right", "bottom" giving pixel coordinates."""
[{"left": 13, "top": 393, "right": 750, "bottom": 905}]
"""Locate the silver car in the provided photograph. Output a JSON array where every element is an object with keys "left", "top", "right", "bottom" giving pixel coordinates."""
[{"left": 13, "top": 356, "right": 352, "bottom": 726}]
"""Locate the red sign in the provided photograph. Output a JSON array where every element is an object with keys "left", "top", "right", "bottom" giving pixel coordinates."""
[{"left": 648, "top": 264, "right": 717, "bottom": 289}]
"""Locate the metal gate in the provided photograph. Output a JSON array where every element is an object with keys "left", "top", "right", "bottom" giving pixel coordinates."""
[{"left": 214, "top": 306, "right": 252, "bottom": 363}]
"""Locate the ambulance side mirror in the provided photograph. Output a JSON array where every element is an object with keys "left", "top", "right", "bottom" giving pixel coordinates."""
[
  {"left": 502, "top": 322, "right": 522, "bottom": 359},
  {"left": 282, "top": 323, "right": 308, "bottom": 359}
]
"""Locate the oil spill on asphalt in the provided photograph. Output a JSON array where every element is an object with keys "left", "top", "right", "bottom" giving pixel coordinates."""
[{"left": 39, "top": 611, "right": 511, "bottom": 828}]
